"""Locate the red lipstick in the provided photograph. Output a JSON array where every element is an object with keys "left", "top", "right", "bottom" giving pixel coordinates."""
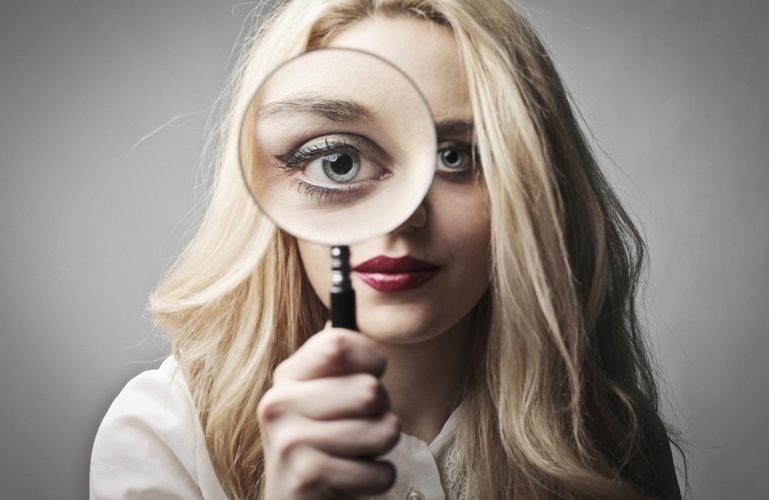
[{"left": 353, "top": 256, "right": 441, "bottom": 292}]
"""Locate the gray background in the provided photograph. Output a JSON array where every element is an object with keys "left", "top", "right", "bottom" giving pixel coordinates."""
[{"left": 1, "top": 1, "right": 766, "bottom": 498}]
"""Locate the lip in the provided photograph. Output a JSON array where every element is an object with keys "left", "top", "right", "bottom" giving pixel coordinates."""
[{"left": 353, "top": 255, "right": 441, "bottom": 292}]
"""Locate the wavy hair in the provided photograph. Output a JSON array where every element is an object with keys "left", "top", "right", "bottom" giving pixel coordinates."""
[{"left": 150, "top": 0, "right": 684, "bottom": 497}]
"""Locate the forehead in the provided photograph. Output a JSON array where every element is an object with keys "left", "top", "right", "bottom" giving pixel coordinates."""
[
  {"left": 254, "top": 48, "right": 427, "bottom": 132},
  {"left": 327, "top": 17, "right": 472, "bottom": 124}
]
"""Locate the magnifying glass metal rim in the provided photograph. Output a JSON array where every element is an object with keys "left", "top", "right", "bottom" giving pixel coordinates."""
[{"left": 237, "top": 46, "right": 437, "bottom": 246}]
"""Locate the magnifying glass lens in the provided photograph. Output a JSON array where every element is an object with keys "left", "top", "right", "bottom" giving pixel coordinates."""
[{"left": 239, "top": 48, "right": 436, "bottom": 246}]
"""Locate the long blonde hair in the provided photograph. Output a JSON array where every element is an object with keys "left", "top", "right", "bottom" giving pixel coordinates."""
[{"left": 150, "top": 0, "right": 683, "bottom": 497}]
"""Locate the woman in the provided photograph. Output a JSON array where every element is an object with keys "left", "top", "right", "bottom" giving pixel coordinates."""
[{"left": 91, "top": 0, "right": 685, "bottom": 498}]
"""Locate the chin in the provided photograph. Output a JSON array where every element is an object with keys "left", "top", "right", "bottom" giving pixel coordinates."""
[
  {"left": 358, "top": 319, "right": 432, "bottom": 344},
  {"left": 356, "top": 305, "right": 449, "bottom": 344}
]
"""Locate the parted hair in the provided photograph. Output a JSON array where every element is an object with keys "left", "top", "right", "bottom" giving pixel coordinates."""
[{"left": 150, "top": 0, "right": 684, "bottom": 498}]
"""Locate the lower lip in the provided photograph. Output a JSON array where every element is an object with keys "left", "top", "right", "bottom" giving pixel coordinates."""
[{"left": 354, "top": 269, "right": 440, "bottom": 292}]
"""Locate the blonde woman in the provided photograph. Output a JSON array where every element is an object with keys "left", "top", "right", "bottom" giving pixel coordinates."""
[{"left": 90, "top": 0, "right": 685, "bottom": 498}]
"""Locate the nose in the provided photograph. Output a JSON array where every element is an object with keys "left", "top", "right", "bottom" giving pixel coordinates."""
[{"left": 389, "top": 195, "right": 428, "bottom": 235}]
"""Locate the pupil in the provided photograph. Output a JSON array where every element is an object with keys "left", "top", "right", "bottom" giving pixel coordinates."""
[
  {"left": 328, "top": 154, "right": 353, "bottom": 175},
  {"left": 441, "top": 150, "right": 462, "bottom": 168},
  {"left": 322, "top": 152, "right": 360, "bottom": 183}
]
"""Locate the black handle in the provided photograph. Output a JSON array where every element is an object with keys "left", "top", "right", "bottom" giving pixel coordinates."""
[{"left": 330, "top": 246, "right": 357, "bottom": 330}]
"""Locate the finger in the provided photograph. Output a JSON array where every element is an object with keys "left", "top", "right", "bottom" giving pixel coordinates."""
[
  {"left": 323, "top": 457, "right": 396, "bottom": 497},
  {"left": 291, "top": 373, "right": 390, "bottom": 420},
  {"left": 274, "top": 328, "right": 386, "bottom": 382},
  {"left": 292, "top": 411, "right": 401, "bottom": 459},
  {"left": 257, "top": 374, "right": 389, "bottom": 425},
  {"left": 289, "top": 447, "right": 396, "bottom": 498}
]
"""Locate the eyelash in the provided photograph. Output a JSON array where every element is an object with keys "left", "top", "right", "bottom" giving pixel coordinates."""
[
  {"left": 289, "top": 181, "right": 363, "bottom": 204},
  {"left": 275, "top": 137, "right": 360, "bottom": 171}
]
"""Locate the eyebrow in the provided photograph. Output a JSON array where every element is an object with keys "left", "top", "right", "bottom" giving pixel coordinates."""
[
  {"left": 435, "top": 119, "right": 474, "bottom": 136},
  {"left": 257, "top": 94, "right": 374, "bottom": 122}
]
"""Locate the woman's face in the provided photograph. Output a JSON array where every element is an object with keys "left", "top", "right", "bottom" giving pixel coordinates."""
[{"left": 297, "top": 17, "right": 491, "bottom": 344}]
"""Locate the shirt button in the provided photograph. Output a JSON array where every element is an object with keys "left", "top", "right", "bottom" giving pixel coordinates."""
[{"left": 407, "top": 490, "right": 425, "bottom": 500}]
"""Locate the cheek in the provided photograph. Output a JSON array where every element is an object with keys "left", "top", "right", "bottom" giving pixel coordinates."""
[
  {"left": 436, "top": 186, "right": 491, "bottom": 267},
  {"left": 297, "top": 240, "right": 332, "bottom": 307},
  {"left": 450, "top": 221, "right": 491, "bottom": 291}
]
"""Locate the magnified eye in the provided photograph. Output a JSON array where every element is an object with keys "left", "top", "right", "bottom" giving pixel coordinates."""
[
  {"left": 273, "top": 134, "right": 392, "bottom": 202},
  {"left": 305, "top": 150, "right": 365, "bottom": 185}
]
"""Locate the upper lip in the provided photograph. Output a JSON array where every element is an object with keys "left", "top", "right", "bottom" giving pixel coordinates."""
[{"left": 353, "top": 255, "right": 440, "bottom": 273}]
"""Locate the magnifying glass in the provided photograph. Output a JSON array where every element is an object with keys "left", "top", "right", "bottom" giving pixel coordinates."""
[{"left": 239, "top": 48, "right": 436, "bottom": 330}]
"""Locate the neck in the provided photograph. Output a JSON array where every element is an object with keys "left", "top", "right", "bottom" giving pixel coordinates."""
[{"left": 379, "top": 312, "right": 475, "bottom": 443}]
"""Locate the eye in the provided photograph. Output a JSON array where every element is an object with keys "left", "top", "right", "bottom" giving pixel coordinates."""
[
  {"left": 273, "top": 134, "right": 392, "bottom": 203},
  {"left": 436, "top": 141, "right": 476, "bottom": 175}
]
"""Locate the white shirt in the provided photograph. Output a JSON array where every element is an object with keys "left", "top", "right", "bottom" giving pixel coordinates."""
[{"left": 90, "top": 356, "right": 461, "bottom": 499}]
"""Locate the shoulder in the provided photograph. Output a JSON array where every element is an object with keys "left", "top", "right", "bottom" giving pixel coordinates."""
[
  {"left": 90, "top": 356, "right": 227, "bottom": 500},
  {"left": 642, "top": 414, "right": 684, "bottom": 500}
]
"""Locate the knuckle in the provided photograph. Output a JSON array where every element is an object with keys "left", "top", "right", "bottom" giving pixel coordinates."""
[
  {"left": 320, "top": 330, "right": 350, "bottom": 366},
  {"left": 373, "top": 354, "right": 387, "bottom": 377},
  {"left": 380, "top": 462, "right": 397, "bottom": 488},
  {"left": 379, "top": 412, "right": 401, "bottom": 449},
  {"left": 288, "top": 453, "right": 326, "bottom": 493},
  {"left": 256, "top": 390, "right": 288, "bottom": 425},
  {"left": 365, "top": 461, "right": 397, "bottom": 493},
  {"left": 271, "top": 429, "right": 305, "bottom": 463},
  {"left": 357, "top": 375, "right": 383, "bottom": 413}
]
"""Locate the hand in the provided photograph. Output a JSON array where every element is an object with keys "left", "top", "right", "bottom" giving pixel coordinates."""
[{"left": 258, "top": 327, "right": 399, "bottom": 499}]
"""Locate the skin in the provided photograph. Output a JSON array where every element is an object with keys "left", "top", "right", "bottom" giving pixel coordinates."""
[{"left": 257, "top": 17, "right": 491, "bottom": 498}]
